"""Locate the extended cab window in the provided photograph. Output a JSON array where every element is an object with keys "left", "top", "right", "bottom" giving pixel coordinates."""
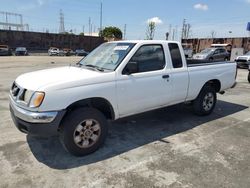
[
  {"left": 126, "top": 44, "right": 165, "bottom": 73},
  {"left": 168, "top": 43, "right": 183, "bottom": 68}
]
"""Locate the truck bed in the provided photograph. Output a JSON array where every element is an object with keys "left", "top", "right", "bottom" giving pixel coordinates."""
[
  {"left": 185, "top": 59, "right": 236, "bottom": 102},
  {"left": 187, "top": 59, "right": 231, "bottom": 67}
]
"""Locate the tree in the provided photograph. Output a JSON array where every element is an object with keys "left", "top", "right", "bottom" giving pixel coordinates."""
[
  {"left": 100, "top": 26, "right": 123, "bottom": 39},
  {"left": 146, "top": 21, "right": 156, "bottom": 40}
]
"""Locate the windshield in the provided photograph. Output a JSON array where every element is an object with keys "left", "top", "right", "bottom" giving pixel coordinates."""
[
  {"left": 200, "top": 48, "right": 214, "bottom": 54},
  {"left": 245, "top": 51, "right": 250, "bottom": 55},
  {"left": 79, "top": 42, "right": 135, "bottom": 71},
  {"left": 16, "top": 47, "right": 26, "bottom": 51}
]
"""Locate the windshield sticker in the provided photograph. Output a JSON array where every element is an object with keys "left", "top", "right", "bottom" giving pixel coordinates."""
[{"left": 114, "top": 46, "right": 129, "bottom": 51}]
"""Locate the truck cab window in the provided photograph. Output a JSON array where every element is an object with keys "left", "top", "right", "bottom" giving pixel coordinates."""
[
  {"left": 168, "top": 43, "right": 183, "bottom": 68},
  {"left": 126, "top": 44, "right": 165, "bottom": 73}
]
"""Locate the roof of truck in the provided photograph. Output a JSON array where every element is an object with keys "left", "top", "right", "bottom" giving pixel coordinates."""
[{"left": 108, "top": 40, "right": 179, "bottom": 44}]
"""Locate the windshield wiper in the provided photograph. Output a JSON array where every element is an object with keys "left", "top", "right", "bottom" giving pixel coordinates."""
[{"left": 84, "top": 64, "right": 105, "bottom": 72}]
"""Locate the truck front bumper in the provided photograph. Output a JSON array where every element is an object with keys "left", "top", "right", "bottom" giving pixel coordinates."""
[{"left": 9, "top": 100, "right": 66, "bottom": 136}]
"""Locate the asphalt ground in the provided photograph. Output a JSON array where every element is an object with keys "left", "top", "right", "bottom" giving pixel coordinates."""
[{"left": 0, "top": 56, "right": 249, "bottom": 188}]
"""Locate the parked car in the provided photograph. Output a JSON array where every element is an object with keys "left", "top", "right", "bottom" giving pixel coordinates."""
[
  {"left": 48, "top": 47, "right": 59, "bottom": 56},
  {"left": 75, "top": 49, "right": 89, "bottom": 56},
  {"left": 9, "top": 40, "right": 237, "bottom": 156},
  {"left": 15, "top": 47, "right": 28, "bottom": 56},
  {"left": 63, "top": 48, "right": 74, "bottom": 56},
  {"left": 183, "top": 48, "right": 193, "bottom": 58},
  {"left": 193, "top": 47, "right": 230, "bottom": 61},
  {"left": 235, "top": 51, "right": 250, "bottom": 69},
  {"left": 0, "top": 45, "right": 12, "bottom": 56},
  {"left": 58, "top": 49, "right": 65, "bottom": 56}
]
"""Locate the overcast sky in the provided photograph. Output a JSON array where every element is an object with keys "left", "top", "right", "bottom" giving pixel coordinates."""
[{"left": 1, "top": 0, "right": 250, "bottom": 40}]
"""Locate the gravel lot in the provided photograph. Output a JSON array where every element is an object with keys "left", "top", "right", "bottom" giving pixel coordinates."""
[{"left": 0, "top": 56, "right": 250, "bottom": 188}]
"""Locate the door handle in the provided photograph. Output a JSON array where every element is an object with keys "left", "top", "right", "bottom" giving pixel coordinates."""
[{"left": 162, "top": 75, "right": 170, "bottom": 79}]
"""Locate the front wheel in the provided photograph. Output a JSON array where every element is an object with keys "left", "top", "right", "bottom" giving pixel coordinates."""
[
  {"left": 248, "top": 71, "right": 250, "bottom": 83},
  {"left": 193, "top": 86, "right": 217, "bottom": 116},
  {"left": 59, "top": 107, "right": 108, "bottom": 156}
]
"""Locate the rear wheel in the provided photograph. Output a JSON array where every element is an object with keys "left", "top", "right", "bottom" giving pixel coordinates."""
[
  {"left": 59, "top": 107, "right": 108, "bottom": 156},
  {"left": 209, "top": 57, "right": 214, "bottom": 62},
  {"left": 193, "top": 86, "right": 217, "bottom": 116}
]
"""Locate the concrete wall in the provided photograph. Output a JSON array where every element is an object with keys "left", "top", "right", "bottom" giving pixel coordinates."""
[
  {"left": 182, "top": 37, "right": 250, "bottom": 53},
  {"left": 0, "top": 30, "right": 105, "bottom": 52}
]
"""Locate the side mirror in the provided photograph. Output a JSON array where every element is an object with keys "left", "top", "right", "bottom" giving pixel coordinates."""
[{"left": 123, "top": 61, "right": 138, "bottom": 75}]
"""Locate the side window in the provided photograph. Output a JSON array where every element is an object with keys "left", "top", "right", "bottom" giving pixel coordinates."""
[
  {"left": 220, "top": 49, "right": 226, "bottom": 53},
  {"left": 128, "top": 45, "right": 165, "bottom": 73},
  {"left": 168, "top": 43, "right": 183, "bottom": 68}
]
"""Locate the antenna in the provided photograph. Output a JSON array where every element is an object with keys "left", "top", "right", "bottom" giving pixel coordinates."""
[{"left": 59, "top": 9, "right": 65, "bottom": 33}]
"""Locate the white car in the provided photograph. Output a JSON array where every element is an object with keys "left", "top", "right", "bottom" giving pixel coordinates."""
[
  {"left": 48, "top": 47, "right": 59, "bottom": 56},
  {"left": 9, "top": 40, "right": 237, "bottom": 156},
  {"left": 235, "top": 51, "right": 250, "bottom": 68}
]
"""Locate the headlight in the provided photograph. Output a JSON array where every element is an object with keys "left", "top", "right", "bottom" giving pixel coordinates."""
[
  {"left": 29, "top": 92, "right": 45, "bottom": 108},
  {"left": 24, "top": 90, "right": 33, "bottom": 103}
]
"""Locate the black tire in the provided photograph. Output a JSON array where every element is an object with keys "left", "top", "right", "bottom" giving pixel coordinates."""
[
  {"left": 248, "top": 72, "right": 250, "bottom": 83},
  {"left": 59, "top": 107, "right": 108, "bottom": 156},
  {"left": 193, "top": 86, "right": 217, "bottom": 116},
  {"left": 209, "top": 57, "right": 213, "bottom": 62}
]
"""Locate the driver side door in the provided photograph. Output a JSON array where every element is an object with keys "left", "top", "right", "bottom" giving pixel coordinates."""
[{"left": 116, "top": 44, "right": 173, "bottom": 117}]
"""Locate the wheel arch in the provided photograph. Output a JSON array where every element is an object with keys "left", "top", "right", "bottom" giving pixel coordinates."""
[
  {"left": 64, "top": 97, "right": 115, "bottom": 120},
  {"left": 197, "top": 79, "right": 221, "bottom": 98},
  {"left": 205, "top": 79, "right": 221, "bottom": 93}
]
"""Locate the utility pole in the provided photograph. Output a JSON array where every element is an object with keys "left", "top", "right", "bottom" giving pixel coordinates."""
[
  {"left": 123, "top": 24, "right": 127, "bottom": 40},
  {"left": 82, "top": 25, "right": 85, "bottom": 34},
  {"left": 175, "top": 25, "right": 178, "bottom": 41},
  {"left": 169, "top": 24, "right": 172, "bottom": 40},
  {"left": 59, "top": 9, "right": 65, "bottom": 33},
  {"left": 172, "top": 28, "right": 175, "bottom": 40},
  {"left": 99, "top": 2, "right": 103, "bottom": 36},
  {"left": 181, "top": 18, "right": 186, "bottom": 40},
  {"left": 89, "top": 17, "right": 91, "bottom": 35}
]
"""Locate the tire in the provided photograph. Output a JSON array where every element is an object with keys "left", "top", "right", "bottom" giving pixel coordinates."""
[
  {"left": 193, "top": 86, "right": 217, "bottom": 116},
  {"left": 248, "top": 72, "right": 250, "bottom": 83},
  {"left": 209, "top": 57, "right": 213, "bottom": 62},
  {"left": 59, "top": 107, "right": 108, "bottom": 156},
  {"left": 224, "top": 57, "right": 229, "bottom": 61}
]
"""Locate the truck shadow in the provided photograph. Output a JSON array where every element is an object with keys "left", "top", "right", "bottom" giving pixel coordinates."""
[{"left": 27, "top": 100, "right": 248, "bottom": 169}]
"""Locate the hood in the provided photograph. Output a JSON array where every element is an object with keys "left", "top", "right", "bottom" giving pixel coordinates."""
[
  {"left": 15, "top": 66, "right": 114, "bottom": 91},
  {"left": 237, "top": 55, "right": 250, "bottom": 60}
]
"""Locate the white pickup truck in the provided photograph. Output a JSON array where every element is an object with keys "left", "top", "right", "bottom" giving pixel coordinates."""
[{"left": 9, "top": 40, "right": 237, "bottom": 156}]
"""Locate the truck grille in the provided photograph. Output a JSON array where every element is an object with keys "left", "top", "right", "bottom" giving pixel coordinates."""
[
  {"left": 11, "top": 82, "right": 25, "bottom": 102},
  {"left": 11, "top": 82, "right": 20, "bottom": 97}
]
